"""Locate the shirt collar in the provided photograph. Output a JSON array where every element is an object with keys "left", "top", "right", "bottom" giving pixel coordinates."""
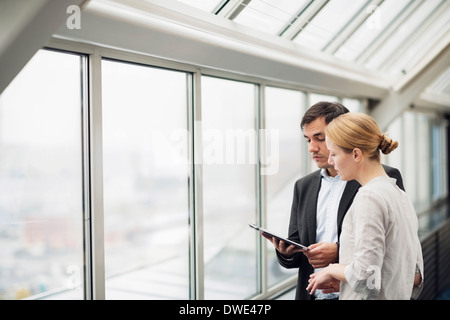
[{"left": 320, "top": 168, "right": 341, "bottom": 182}]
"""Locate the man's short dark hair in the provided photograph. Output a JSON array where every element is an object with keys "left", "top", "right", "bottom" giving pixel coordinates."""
[{"left": 300, "top": 101, "right": 350, "bottom": 130}]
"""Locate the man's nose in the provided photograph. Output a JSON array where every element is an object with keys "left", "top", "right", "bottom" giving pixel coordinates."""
[{"left": 309, "top": 141, "right": 319, "bottom": 153}]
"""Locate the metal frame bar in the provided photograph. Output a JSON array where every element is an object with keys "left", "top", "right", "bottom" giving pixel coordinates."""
[
  {"left": 191, "top": 70, "right": 205, "bottom": 299},
  {"left": 323, "top": 0, "right": 383, "bottom": 54},
  {"left": 88, "top": 48, "right": 106, "bottom": 300},
  {"left": 280, "top": 0, "right": 329, "bottom": 41}
]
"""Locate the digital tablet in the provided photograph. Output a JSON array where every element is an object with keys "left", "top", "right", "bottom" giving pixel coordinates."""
[{"left": 249, "top": 223, "right": 309, "bottom": 251}]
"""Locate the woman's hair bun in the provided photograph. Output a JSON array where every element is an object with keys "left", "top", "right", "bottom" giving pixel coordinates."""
[{"left": 379, "top": 134, "right": 398, "bottom": 154}]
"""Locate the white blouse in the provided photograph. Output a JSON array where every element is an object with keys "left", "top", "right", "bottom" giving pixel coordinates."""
[{"left": 339, "top": 176, "right": 424, "bottom": 300}]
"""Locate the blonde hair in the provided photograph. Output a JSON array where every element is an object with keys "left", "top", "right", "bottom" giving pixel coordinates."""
[{"left": 324, "top": 112, "right": 398, "bottom": 160}]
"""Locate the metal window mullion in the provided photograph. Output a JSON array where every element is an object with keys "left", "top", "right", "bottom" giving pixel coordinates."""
[
  {"left": 87, "top": 49, "right": 106, "bottom": 300},
  {"left": 191, "top": 70, "right": 204, "bottom": 300},
  {"left": 81, "top": 53, "right": 92, "bottom": 301},
  {"left": 257, "top": 84, "right": 266, "bottom": 296},
  {"left": 216, "top": 0, "right": 252, "bottom": 20}
]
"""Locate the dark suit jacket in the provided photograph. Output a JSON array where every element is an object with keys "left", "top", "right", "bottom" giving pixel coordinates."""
[{"left": 276, "top": 165, "right": 404, "bottom": 300}]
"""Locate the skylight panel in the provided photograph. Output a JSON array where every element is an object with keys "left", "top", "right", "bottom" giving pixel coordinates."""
[
  {"left": 387, "top": 3, "right": 449, "bottom": 77},
  {"left": 232, "top": 0, "right": 310, "bottom": 35},
  {"left": 334, "top": 0, "right": 411, "bottom": 62},
  {"left": 363, "top": 0, "right": 444, "bottom": 71},
  {"left": 292, "top": 0, "right": 367, "bottom": 51}
]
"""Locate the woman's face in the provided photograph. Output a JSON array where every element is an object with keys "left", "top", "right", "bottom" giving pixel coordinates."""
[{"left": 326, "top": 136, "right": 356, "bottom": 181}]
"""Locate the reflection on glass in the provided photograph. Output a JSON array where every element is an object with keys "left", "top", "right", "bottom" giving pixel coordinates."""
[
  {"left": 233, "top": 0, "right": 309, "bottom": 35},
  {"left": 201, "top": 76, "right": 257, "bottom": 299},
  {"left": 0, "top": 49, "right": 84, "bottom": 299},
  {"left": 264, "top": 86, "right": 305, "bottom": 287},
  {"left": 293, "top": 0, "right": 366, "bottom": 50},
  {"left": 102, "top": 59, "right": 190, "bottom": 299}
]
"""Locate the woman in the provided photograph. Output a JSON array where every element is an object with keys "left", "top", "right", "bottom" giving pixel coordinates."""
[{"left": 306, "top": 112, "right": 424, "bottom": 300}]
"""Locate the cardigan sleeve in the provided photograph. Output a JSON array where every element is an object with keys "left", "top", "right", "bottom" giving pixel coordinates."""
[{"left": 343, "top": 188, "right": 387, "bottom": 299}]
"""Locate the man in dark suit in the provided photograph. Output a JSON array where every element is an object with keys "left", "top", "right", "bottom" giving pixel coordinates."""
[{"left": 264, "top": 102, "right": 404, "bottom": 300}]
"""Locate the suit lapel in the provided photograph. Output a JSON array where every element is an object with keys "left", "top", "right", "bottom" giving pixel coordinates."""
[
  {"left": 337, "top": 180, "right": 360, "bottom": 236},
  {"left": 306, "top": 171, "right": 322, "bottom": 244}
]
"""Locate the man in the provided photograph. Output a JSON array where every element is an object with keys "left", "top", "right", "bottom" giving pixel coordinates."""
[{"left": 264, "top": 102, "right": 404, "bottom": 300}]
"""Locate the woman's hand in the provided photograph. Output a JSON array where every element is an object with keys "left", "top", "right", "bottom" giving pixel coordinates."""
[{"left": 307, "top": 264, "right": 346, "bottom": 295}]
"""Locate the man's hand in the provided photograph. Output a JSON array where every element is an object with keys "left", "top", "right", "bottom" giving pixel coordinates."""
[
  {"left": 261, "top": 233, "right": 304, "bottom": 257},
  {"left": 303, "top": 242, "right": 338, "bottom": 268}
]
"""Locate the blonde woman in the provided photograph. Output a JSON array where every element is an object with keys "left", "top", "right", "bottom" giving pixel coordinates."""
[{"left": 306, "top": 112, "right": 424, "bottom": 300}]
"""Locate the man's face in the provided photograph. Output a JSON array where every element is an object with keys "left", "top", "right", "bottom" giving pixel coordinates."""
[{"left": 303, "top": 117, "right": 335, "bottom": 173}]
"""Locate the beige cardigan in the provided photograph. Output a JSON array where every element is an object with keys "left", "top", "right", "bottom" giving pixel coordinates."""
[{"left": 338, "top": 176, "right": 424, "bottom": 300}]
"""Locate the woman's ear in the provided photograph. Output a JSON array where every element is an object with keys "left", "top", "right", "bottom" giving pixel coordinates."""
[{"left": 353, "top": 148, "right": 363, "bottom": 163}]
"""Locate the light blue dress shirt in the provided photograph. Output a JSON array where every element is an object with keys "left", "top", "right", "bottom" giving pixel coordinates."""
[{"left": 313, "top": 169, "right": 347, "bottom": 299}]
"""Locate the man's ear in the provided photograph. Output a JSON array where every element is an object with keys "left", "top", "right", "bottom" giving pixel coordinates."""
[{"left": 353, "top": 148, "right": 363, "bottom": 163}]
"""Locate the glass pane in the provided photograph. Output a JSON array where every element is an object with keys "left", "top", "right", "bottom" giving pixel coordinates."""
[
  {"left": 334, "top": 0, "right": 411, "bottom": 61},
  {"left": 388, "top": 3, "right": 450, "bottom": 77},
  {"left": 201, "top": 76, "right": 257, "bottom": 299},
  {"left": 293, "top": 0, "right": 367, "bottom": 50},
  {"left": 0, "top": 50, "right": 84, "bottom": 300},
  {"left": 234, "top": 0, "right": 310, "bottom": 35},
  {"left": 342, "top": 97, "right": 363, "bottom": 113},
  {"left": 431, "top": 123, "right": 447, "bottom": 200},
  {"left": 264, "top": 86, "right": 305, "bottom": 287},
  {"left": 309, "top": 93, "right": 338, "bottom": 105},
  {"left": 102, "top": 59, "right": 190, "bottom": 299},
  {"left": 364, "top": 0, "right": 443, "bottom": 71},
  {"left": 383, "top": 116, "right": 403, "bottom": 174},
  {"left": 402, "top": 112, "right": 417, "bottom": 206},
  {"left": 417, "top": 114, "right": 431, "bottom": 211}
]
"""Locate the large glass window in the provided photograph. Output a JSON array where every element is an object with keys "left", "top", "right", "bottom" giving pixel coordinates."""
[
  {"left": 0, "top": 49, "right": 84, "bottom": 299},
  {"left": 102, "top": 59, "right": 191, "bottom": 299},
  {"left": 201, "top": 76, "right": 258, "bottom": 299},
  {"left": 264, "top": 86, "right": 305, "bottom": 287}
]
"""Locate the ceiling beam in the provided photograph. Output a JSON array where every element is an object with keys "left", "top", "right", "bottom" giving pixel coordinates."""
[
  {"left": 53, "top": 0, "right": 389, "bottom": 99},
  {"left": 0, "top": 0, "right": 87, "bottom": 95},
  {"left": 371, "top": 43, "right": 450, "bottom": 130}
]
